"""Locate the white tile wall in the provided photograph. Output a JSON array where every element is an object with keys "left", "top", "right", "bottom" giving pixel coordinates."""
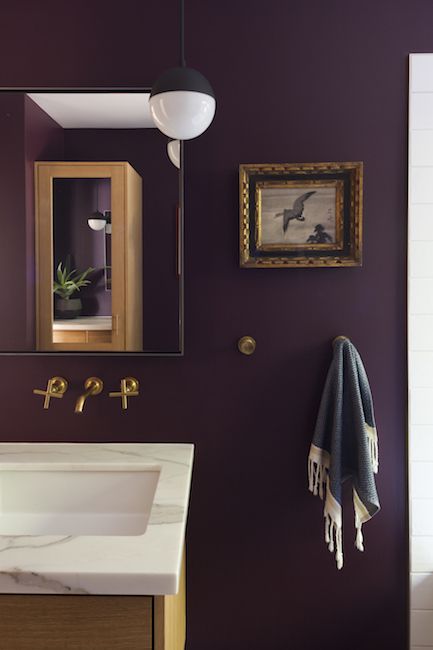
[
  {"left": 410, "top": 352, "right": 433, "bottom": 387},
  {"left": 412, "top": 537, "right": 433, "bottom": 572},
  {"left": 409, "top": 242, "right": 433, "bottom": 278},
  {"left": 411, "top": 131, "right": 433, "bottom": 166},
  {"left": 410, "top": 54, "right": 433, "bottom": 92},
  {"left": 410, "top": 388, "right": 433, "bottom": 424},
  {"left": 409, "top": 54, "right": 433, "bottom": 650},
  {"left": 411, "top": 464, "right": 433, "bottom": 498},
  {"left": 412, "top": 500, "right": 433, "bottom": 536},
  {"left": 409, "top": 205, "right": 433, "bottom": 241},
  {"left": 411, "top": 426, "right": 433, "bottom": 460},
  {"left": 411, "top": 93, "right": 433, "bottom": 130},
  {"left": 412, "top": 574, "right": 433, "bottom": 609},
  {"left": 410, "top": 167, "right": 433, "bottom": 204},
  {"left": 409, "top": 317, "right": 433, "bottom": 350},
  {"left": 412, "top": 610, "right": 433, "bottom": 646},
  {"left": 410, "top": 279, "right": 433, "bottom": 314}
]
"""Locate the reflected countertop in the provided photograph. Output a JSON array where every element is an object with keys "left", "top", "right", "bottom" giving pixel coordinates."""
[{"left": 53, "top": 316, "right": 112, "bottom": 331}]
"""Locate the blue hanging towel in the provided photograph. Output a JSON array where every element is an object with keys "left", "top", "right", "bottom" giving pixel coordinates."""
[{"left": 308, "top": 337, "right": 380, "bottom": 569}]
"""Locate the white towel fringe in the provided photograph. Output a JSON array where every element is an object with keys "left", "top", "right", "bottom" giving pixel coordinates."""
[
  {"left": 309, "top": 423, "right": 378, "bottom": 570},
  {"left": 308, "top": 459, "right": 327, "bottom": 500},
  {"left": 309, "top": 458, "right": 344, "bottom": 569},
  {"left": 324, "top": 512, "right": 343, "bottom": 569},
  {"left": 368, "top": 435, "right": 379, "bottom": 474},
  {"left": 355, "top": 511, "right": 364, "bottom": 552},
  {"left": 366, "top": 425, "right": 379, "bottom": 474}
]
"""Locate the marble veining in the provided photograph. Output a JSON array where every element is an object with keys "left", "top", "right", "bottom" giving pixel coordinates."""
[
  {"left": 0, "top": 535, "right": 74, "bottom": 554},
  {"left": 0, "top": 569, "right": 89, "bottom": 594},
  {"left": 0, "top": 443, "right": 194, "bottom": 596}
]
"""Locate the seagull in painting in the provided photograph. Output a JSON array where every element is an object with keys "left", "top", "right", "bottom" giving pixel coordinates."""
[{"left": 274, "top": 191, "right": 316, "bottom": 232}]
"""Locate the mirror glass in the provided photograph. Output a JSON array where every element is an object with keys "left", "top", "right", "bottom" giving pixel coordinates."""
[
  {"left": 53, "top": 177, "right": 113, "bottom": 346},
  {"left": 0, "top": 89, "right": 183, "bottom": 355}
]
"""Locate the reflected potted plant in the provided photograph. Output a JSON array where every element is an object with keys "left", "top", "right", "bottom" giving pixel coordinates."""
[{"left": 53, "top": 261, "right": 94, "bottom": 320}]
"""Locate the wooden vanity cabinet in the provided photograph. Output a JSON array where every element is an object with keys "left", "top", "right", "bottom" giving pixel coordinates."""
[
  {"left": 0, "top": 555, "right": 186, "bottom": 650},
  {"left": 35, "top": 162, "right": 143, "bottom": 352}
]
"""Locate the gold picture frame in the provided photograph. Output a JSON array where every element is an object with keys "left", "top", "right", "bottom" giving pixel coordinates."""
[{"left": 239, "top": 162, "right": 363, "bottom": 268}]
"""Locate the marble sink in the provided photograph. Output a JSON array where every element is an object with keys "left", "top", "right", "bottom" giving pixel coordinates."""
[
  {"left": 0, "top": 462, "right": 161, "bottom": 536},
  {"left": 0, "top": 443, "right": 194, "bottom": 595}
]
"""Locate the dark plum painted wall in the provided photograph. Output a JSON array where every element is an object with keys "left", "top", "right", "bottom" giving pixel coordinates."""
[
  {"left": 24, "top": 96, "right": 65, "bottom": 346},
  {"left": 0, "top": 94, "right": 63, "bottom": 350},
  {"left": 0, "top": 0, "right": 418, "bottom": 648},
  {"left": 0, "top": 94, "right": 27, "bottom": 349}
]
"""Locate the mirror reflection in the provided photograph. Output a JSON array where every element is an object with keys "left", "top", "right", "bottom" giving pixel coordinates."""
[
  {"left": 0, "top": 90, "right": 182, "bottom": 355},
  {"left": 53, "top": 177, "right": 113, "bottom": 346}
]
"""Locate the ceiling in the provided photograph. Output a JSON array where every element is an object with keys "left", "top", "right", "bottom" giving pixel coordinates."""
[{"left": 27, "top": 92, "right": 154, "bottom": 129}]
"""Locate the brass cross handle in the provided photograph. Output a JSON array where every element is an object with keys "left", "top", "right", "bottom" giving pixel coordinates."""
[
  {"left": 33, "top": 376, "right": 68, "bottom": 409},
  {"left": 109, "top": 377, "right": 139, "bottom": 410}
]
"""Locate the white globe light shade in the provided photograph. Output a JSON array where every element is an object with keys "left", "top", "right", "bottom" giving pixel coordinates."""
[
  {"left": 87, "top": 218, "right": 106, "bottom": 231},
  {"left": 150, "top": 91, "right": 215, "bottom": 140},
  {"left": 149, "top": 67, "right": 216, "bottom": 140},
  {"left": 167, "top": 139, "right": 181, "bottom": 169}
]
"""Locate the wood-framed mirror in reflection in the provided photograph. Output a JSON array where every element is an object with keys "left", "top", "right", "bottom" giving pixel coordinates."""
[{"left": 0, "top": 88, "right": 184, "bottom": 356}]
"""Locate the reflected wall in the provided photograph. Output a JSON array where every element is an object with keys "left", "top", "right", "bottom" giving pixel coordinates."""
[{"left": 0, "top": 92, "right": 180, "bottom": 354}]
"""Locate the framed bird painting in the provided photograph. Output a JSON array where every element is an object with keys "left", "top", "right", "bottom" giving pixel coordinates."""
[{"left": 239, "top": 162, "right": 363, "bottom": 267}]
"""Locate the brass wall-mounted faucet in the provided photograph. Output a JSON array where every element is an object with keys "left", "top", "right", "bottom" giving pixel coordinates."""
[
  {"left": 109, "top": 377, "right": 139, "bottom": 410},
  {"left": 33, "top": 376, "right": 68, "bottom": 409},
  {"left": 33, "top": 376, "right": 138, "bottom": 413},
  {"left": 74, "top": 377, "right": 104, "bottom": 414}
]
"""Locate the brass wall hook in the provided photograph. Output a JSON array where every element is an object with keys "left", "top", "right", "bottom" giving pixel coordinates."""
[
  {"left": 33, "top": 376, "right": 68, "bottom": 409},
  {"left": 109, "top": 377, "right": 139, "bottom": 410},
  {"left": 238, "top": 336, "right": 256, "bottom": 356},
  {"left": 333, "top": 335, "right": 349, "bottom": 344},
  {"left": 75, "top": 377, "right": 104, "bottom": 414}
]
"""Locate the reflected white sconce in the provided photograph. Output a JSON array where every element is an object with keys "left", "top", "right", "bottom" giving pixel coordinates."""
[
  {"left": 167, "top": 139, "right": 180, "bottom": 169},
  {"left": 88, "top": 210, "right": 111, "bottom": 232},
  {"left": 149, "top": 0, "right": 216, "bottom": 141}
]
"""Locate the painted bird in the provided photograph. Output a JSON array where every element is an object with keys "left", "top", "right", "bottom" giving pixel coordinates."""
[{"left": 274, "top": 191, "right": 316, "bottom": 232}]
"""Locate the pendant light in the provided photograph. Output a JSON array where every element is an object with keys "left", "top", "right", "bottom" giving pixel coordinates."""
[
  {"left": 88, "top": 210, "right": 111, "bottom": 232},
  {"left": 87, "top": 184, "right": 112, "bottom": 231},
  {"left": 167, "top": 139, "right": 180, "bottom": 168},
  {"left": 149, "top": 0, "right": 216, "bottom": 140},
  {"left": 88, "top": 210, "right": 106, "bottom": 231}
]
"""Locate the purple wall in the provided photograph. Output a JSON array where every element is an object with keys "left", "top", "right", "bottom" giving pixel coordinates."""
[
  {"left": 24, "top": 96, "right": 65, "bottom": 346},
  {"left": 0, "top": 0, "right": 416, "bottom": 648},
  {"left": 0, "top": 94, "right": 27, "bottom": 349},
  {"left": 0, "top": 94, "right": 63, "bottom": 350}
]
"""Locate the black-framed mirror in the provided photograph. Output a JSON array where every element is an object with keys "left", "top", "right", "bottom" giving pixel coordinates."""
[{"left": 0, "top": 88, "right": 184, "bottom": 356}]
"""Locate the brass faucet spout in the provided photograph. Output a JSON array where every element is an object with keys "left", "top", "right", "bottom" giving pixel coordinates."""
[
  {"left": 74, "top": 377, "right": 103, "bottom": 414},
  {"left": 74, "top": 391, "right": 92, "bottom": 414}
]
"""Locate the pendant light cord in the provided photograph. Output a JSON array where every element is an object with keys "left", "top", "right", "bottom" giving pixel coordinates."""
[{"left": 180, "top": 0, "right": 185, "bottom": 67}]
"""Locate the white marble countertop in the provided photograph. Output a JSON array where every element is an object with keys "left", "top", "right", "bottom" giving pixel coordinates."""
[
  {"left": 53, "top": 316, "right": 112, "bottom": 331},
  {"left": 0, "top": 443, "right": 194, "bottom": 596}
]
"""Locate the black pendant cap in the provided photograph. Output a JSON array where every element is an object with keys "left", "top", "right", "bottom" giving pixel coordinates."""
[
  {"left": 89, "top": 210, "right": 105, "bottom": 220},
  {"left": 150, "top": 66, "right": 215, "bottom": 99}
]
